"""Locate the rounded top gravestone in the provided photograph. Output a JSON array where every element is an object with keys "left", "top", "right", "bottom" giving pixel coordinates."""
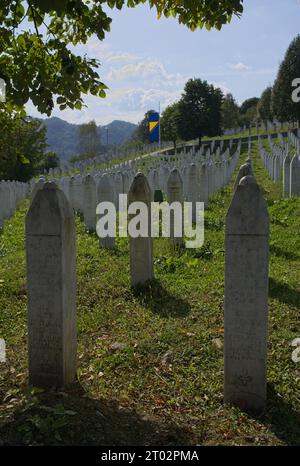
[{"left": 128, "top": 172, "right": 152, "bottom": 203}]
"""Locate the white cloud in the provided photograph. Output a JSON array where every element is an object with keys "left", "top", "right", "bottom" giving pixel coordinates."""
[
  {"left": 104, "top": 86, "right": 181, "bottom": 113},
  {"left": 107, "top": 60, "right": 167, "bottom": 81},
  {"left": 106, "top": 59, "right": 188, "bottom": 87},
  {"left": 210, "top": 81, "right": 231, "bottom": 95},
  {"left": 228, "top": 62, "right": 251, "bottom": 71},
  {"left": 76, "top": 39, "right": 140, "bottom": 64},
  {"left": 106, "top": 52, "right": 140, "bottom": 62}
]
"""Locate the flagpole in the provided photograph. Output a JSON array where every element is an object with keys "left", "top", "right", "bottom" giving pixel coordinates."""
[{"left": 158, "top": 101, "right": 160, "bottom": 149}]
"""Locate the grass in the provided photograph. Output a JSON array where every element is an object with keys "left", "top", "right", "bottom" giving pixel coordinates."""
[{"left": 0, "top": 141, "right": 299, "bottom": 445}]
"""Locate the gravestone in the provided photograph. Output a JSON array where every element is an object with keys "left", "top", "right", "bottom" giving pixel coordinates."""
[
  {"left": 167, "top": 169, "right": 184, "bottom": 247},
  {"left": 114, "top": 172, "right": 124, "bottom": 211},
  {"left": 186, "top": 164, "right": 198, "bottom": 223},
  {"left": 83, "top": 174, "right": 97, "bottom": 232},
  {"left": 234, "top": 162, "right": 253, "bottom": 191},
  {"left": 283, "top": 152, "right": 291, "bottom": 198},
  {"left": 26, "top": 183, "right": 77, "bottom": 388},
  {"left": 128, "top": 173, "right": 153, "bottom": 286},
  {"left": 290, "top": 154, "right": 300, "bottom": 197},
  {"left": 97, "top": 174, "right": 116, "bottom": 249},
  {"left": 31, "top": 177, "right": 45, "bottom": 202},
  {"left": 74, "top": 175, "right": 83, "bottom": 213},
  {"left": 68, "top": 176, "right": 76, "bottom": 211},
  {"left": 224, "top": 175, "right": 269, "bottom": 412},
  {"left": 198, "top": 164, "right": 209, "bottom": 208}
]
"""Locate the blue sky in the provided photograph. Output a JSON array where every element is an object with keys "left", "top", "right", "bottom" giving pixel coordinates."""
[{"left": 27, "top": 0, "right": 300, "bottom": 125}]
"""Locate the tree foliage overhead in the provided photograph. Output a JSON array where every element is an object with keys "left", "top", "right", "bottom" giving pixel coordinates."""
[
  {"left": 272, "top": 34, "right": 300, "bottom": 124},
  {"left": 0, "top": 0, "right": 244, "bottom": 115}
]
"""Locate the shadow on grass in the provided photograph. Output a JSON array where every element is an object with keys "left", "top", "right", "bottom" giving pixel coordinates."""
[
  {"left": 258, "top": 384, "right": 300, "bottom": 445},
  {"left": 269, "top": 277, "right": 300, "bottom": 308},
  {"left": 269, "top": 244, "right": 299, "bottom": 260},
  {"left": 0, "top": 382, "right": 193, "bottom": 446},
  {"left": 132, "top": 279, "right": 191, "bottom": 318}
]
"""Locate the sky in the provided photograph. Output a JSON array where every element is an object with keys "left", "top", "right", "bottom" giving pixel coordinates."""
[{"left": 26, "top": 0, "right": 300, "bottom": 126}]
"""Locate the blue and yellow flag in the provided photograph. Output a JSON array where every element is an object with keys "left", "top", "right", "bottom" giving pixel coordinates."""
[{"left": 149, "top": 112, "right": 160, "bottom": 143}]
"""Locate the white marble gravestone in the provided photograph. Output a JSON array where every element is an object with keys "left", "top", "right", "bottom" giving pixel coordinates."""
[
  {"left": 128, "top": 173, "right": 153, "bottom": 286},
  {"left": 83, "top": 174, "right": 97, "bottom": 232},
  {"left": 167, "top": 168, "right": 184, "bottom": 247},
  {"left": 97, "top": 173, "right": 116, "bottom": 249},
  {"left": 290, "top": 154, "right": 300, "bottom": 197},
  {"left": 187, "top": 164, "right": 198, "bottom": 223},
  {"left": 283, "top": 152, "right": 291, "bottom": 198},
  {"left": 234, "top": 162, "right": 253, "bottom": 191},
  {"left": 26, "top": 183, "right": 77, "bottom": 388},
  {"left": 224, "top": 175, "right": 269, "bottom": 413}
]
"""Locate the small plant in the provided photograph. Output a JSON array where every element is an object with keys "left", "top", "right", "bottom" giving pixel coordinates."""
[{"left": 190, "top": 242, "right": 214, "bottom": 260}]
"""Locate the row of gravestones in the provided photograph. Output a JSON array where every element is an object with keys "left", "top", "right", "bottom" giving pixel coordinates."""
[
  {"left": 223, "top": 120, "right": 288, "bottom": 136},
  {"left": 53, "top": 136, "right": 236, "bottom": 182},
  {"left": 25, "top": 156, "right": 270, "bottom": 414},
  {"left": 287, "top": 130, "right": 300, "bottom": 152},
  {"left": 258, "top": 139, "right": 288, "bottom": 183},
  {"left": 49, "top": 141, "right": 173, "bottom": 176},
  {"left": 287, "top": 131, "right": 300, "bottom": 198},
  {"left": 0, "top": 180, "right": 29, "bottom": 230},
  {"left": 258, "top": 136, "right": 300, "bottom": 198},
  {"left": 77, "top": 141, "right": 202, "bottom": 176},
  {"left": 31, "top": 143, "right": 242, "bottom": 236}
]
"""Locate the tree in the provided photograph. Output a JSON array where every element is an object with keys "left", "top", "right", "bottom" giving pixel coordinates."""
[
  {"left": 177, "top": 79, "right": 223, "bottom": 145},
  {"left": 130, "top": 110, "right": 157, "bottom": 145},
  {"left": 221, "top": 93, "right": 240, "bottom": 130},
  {"left": 239, "top": 97, "right": 258, "bottom": 127},
  {"left": 42, "top": 151, "right": 60, "bottom": 171},
  {"left": 257, "top": 87, "right": 273, "bottom": 124},
  {"left": 161, "top": 102, "right": 180, "bottom": 148},
  {"left": 0, "top": 110, "right": 49, "bottom": 181},
  {"left": 78, "top": 120, "right": 102, "bottom": 159},
  {"left": 239, "top": 97, "right": 259, "bottom": 115},
  {"left": 0, "top": 1, "right": 244, "bottom": 115},
  {"left": 272, "top": 35, "right": 300, "bottom": 125}
]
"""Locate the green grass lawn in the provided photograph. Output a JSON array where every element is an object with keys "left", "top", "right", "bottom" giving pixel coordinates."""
[{"left": 0, "top": 141, "right": 299, "bottom": 445}]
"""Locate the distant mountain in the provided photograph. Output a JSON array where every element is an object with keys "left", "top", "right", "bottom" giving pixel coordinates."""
[
  {"left": 40, "top": 117, "right": 137, "bottom": 161},
  {"left": 102, "top": 120, "right": 137, "bottom": 146}
]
